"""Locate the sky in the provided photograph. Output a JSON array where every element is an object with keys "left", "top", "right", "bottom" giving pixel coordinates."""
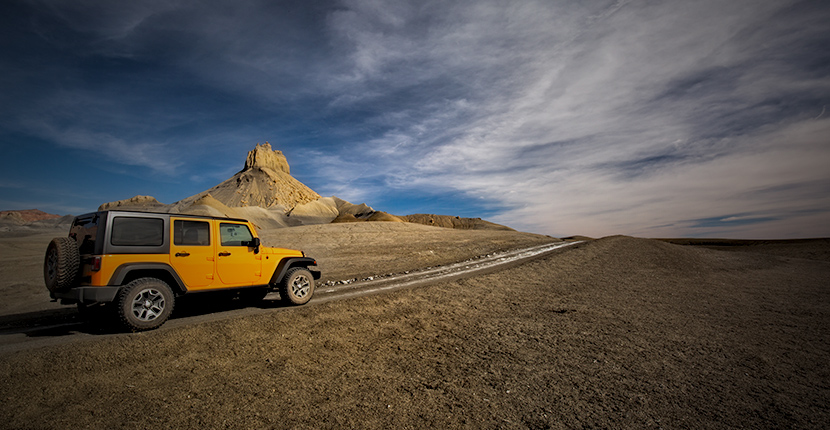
[{"left": 1, "top": 0, "right": 829, "bottom": 239}]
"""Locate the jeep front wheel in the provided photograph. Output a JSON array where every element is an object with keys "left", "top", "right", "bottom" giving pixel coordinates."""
[
  {"left": 116, "top": 278, "right": 175, "bottom": 331},
  {"left": 44, "top": 237, "right": 80, "bottom": 293},
  {"left": 280, "top": 267, "right": 314, "bottom": 306}
]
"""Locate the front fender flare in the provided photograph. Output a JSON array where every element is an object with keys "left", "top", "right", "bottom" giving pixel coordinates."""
[{"left": 270, "top": 257, "right": 320, "bottom": 285}]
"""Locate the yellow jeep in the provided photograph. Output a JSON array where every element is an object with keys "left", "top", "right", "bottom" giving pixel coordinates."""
[{"left": 44, "top": 210, "right": 320, "bottom": 331}]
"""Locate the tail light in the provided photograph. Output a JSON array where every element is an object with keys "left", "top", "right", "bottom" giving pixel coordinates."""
[{"left": 91, "top": 256, "right": 101, "bottom": 272}]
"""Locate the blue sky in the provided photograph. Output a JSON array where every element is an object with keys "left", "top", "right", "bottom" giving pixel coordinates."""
[{"left": 1, "top": 0, "right": 829, "bottom": 239}]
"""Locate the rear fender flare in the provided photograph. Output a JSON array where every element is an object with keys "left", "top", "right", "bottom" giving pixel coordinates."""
[{"left": 108, "top": 263, "right": 187, "bottom": 294}]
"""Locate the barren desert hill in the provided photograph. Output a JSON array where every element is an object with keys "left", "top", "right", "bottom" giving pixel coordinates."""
[
  {"left": 562, "top": 235, "right": 595, "bottom": 241},
  {"left": 97, "top": 143, "right": 515, "bottom": 231},
  {"left": 0, "top": 209, "right": 62, "bottom": 223},
  {"left": 400, "top": 214, "right": 514, "bottom": 231},
  {"left": 1, "top": 234, "right": 828, "bottom": 428},
  {"left": 98, "top": 195, "right": 167, "bottom": 211},
  {"left": 171, "top": 142, "right": 321, "bottom": 210},
  {"left": 0, "top": 209, "right": 73, "bottom": 232},
  {"left": 658, "top": 237, "right": 830, "bottom": 261}
]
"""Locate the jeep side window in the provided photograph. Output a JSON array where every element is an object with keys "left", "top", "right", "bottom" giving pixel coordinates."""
[
  {"left": 110, "top": 217, "right": 164, "bottom": 246},
  {"left": 174, "top": 220, "right": 210, "bottom": 246},
  {"left": 220, "top": 223, "right": 254, "bottom": 247}
]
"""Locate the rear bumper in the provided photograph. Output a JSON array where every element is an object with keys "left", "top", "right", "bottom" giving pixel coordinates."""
[{"left": 53, "top": 286, "right": 121, "bottom": 304}]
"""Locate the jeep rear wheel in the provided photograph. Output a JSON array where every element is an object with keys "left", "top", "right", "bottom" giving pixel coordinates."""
[
  {"left": 116, "top": 278, "right": 175, "bottom": 331},
  {"left": 280, "top": 267, "right": 314, "bottom": 306},
  {"left": 44, "top": 237, "right": 80, "bottom": 293}
]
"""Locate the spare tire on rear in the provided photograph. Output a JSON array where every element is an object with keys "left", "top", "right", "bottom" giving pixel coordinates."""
[{"left": 44, "top": 237, "right": 80, "bottom": 293}]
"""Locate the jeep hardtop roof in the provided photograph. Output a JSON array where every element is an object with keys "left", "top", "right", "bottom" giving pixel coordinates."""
[
  {"left": 74, "top": 210, "right": 251, "bottom": 224},
  {"left": 70, "top": 210, "right": 260, "bottom": 256}
]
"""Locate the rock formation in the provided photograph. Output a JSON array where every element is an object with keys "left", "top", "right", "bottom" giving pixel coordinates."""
[
  {"left": 246, "top": 143, "right": 291, "bottom": 175},
  {"left": 98, "top": 195, "right": 165, "bottom": 211},
  {"left": 179, "top": 142, "right": 320, "bottom": 210},
  {"left": 94, "top": 143, "right": 514, "bottom": 231}
]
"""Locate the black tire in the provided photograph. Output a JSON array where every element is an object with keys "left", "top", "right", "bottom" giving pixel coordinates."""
[
  {"left": 279, "top": 267, "right": 314, "bottom": 306},
  {"left": 44, "top": 237, "right": 80, "bottom": 293},
  {"left": 116, "top": 278, "right": 175, "bottom": 331}
]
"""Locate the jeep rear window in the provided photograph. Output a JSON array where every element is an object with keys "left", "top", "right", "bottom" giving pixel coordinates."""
[
  {"left": 174, "top": 220, "right": 210, "bottom": 246},
  {"left": 111, "top": 217, "right": 164, "bottom": 246},
  {"left": 220, "top": 223, "right": 254, "bottom": 246},
  {"left": 71, "top": 213, "right": 100, "bottom": 254}
]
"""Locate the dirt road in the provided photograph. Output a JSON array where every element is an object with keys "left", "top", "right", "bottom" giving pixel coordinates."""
[{"left": 0, "top": 241, "right": 577, "bottom": 354}]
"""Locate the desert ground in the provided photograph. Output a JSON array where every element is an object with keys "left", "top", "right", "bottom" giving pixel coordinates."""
[{"left": 0, "top": 223, "right": 828, "bottom": 428}]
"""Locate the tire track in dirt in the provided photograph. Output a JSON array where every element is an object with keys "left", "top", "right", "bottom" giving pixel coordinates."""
[{"left": 314, "top": 241, "right": 581, "bottom": 302}]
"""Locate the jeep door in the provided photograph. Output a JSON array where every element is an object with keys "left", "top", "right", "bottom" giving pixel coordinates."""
[
  {"left": 170, "top": 218, "right": 215, "bottom": 289},
  {"left": 216, "top": 222, "right": 261, "bottom": 286}
]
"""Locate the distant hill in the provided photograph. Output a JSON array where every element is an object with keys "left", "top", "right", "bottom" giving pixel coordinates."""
[
  {"left": 401, "top": 214, "right": 514, "bottom": 231},
  {"left": 0, "top": 209, "right": 62, "bottom": 223},
  {"left": 0, "top": 209, "right": 73, "bottom": 230},
  {"left": 97, "top": 143, "right": 514, "bottom": 231}
]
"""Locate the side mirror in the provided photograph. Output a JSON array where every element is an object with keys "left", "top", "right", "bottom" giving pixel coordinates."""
[{"left": 249, "top": 237, "right": 261, "bottom": 253}]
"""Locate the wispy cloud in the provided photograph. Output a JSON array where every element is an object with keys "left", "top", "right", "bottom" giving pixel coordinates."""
[
  {"left": 309, "top": 0, "right": 830, "bottom": 238},
  {"left": 24, "top": 119, "right": 182, "bottom": 173},
  {"left": 2, "top": 0, "right": 828, "bottom": 237}
]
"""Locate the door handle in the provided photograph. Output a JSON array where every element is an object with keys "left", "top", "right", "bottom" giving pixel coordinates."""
[
  {"left": 218, "top": 252, "right": 231, "bottom": 257},
  {"left": 175, "top": 252, "right": 191, "bottom": 257}
]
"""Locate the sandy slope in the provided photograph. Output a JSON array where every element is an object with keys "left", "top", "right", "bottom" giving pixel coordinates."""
[
  {"left": 0, "top": 234, "right": 828, "bottom": 428},
  {"left": 258, "top": 222, "right": 558, "bottom": 283}
]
